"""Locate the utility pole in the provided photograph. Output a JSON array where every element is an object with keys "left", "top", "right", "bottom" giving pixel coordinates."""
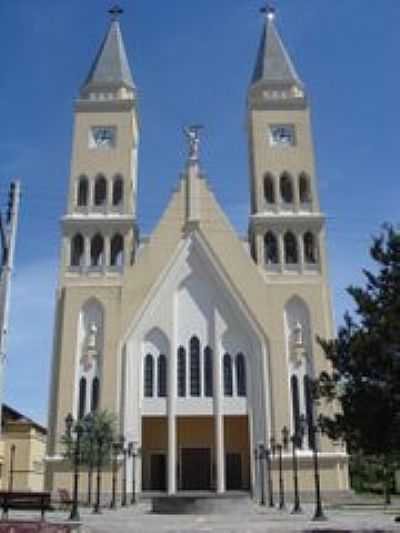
[{"left": 0, "top": 180, "right": 21, "bottom": 431}]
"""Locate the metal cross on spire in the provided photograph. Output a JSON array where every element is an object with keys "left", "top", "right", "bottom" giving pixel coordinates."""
[
  {"left": 109, "top": 4, "right": 124, "bottom": 21},
  {"left": 260, "top": 3, "right": 276, "bottom": 21}
]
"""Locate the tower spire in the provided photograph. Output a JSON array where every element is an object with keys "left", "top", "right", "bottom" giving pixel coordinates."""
[
  {"left": 251, "top": 4, "right": 303, "bottom": 89},
  {"left": 80, "top": 6, "right": 135, "bottom": 98}
]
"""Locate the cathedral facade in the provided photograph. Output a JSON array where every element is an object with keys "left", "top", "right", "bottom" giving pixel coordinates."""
[{"left": 46, "top": 8, "right": 349, "bottom": 497}]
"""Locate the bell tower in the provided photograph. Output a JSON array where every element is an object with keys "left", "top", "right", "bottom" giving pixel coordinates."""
[
  {"left": 248, "top": 6, "right": 325, "bottom": 276},
  {"left": 62, "top": 5, "right": 139, "bottom": 278}
]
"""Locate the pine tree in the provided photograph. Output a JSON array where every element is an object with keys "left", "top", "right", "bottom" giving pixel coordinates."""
[{"left": 316, "top": 225, "right": 400, "bottom": 502}]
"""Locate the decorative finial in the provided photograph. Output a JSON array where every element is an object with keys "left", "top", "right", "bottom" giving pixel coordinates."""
[
  {"left": 87, "top": 322, "right": 98, "bottom": 350},
  {"left": 109, "top": 4, "right": 124, "bottom": 21},
  {"left": 293, "top": 321, "right": 303, "bottom": 347},
  {"left": 184, "top": 125, "right": 203, "bottom": 162},
  {"left": 260, "top": 3, "right": 276, "bottom": 21}
]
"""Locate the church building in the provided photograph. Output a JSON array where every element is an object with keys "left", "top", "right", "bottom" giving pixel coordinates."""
[{"left": 46, "top": 6, "right": 349, "bottom": 497}]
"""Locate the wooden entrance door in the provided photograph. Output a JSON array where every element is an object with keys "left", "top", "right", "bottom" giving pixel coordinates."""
[
  {"left": 181, "top": 448, "right": 211, "bottom": 490},
  {"left": 226, "top": 453, "right": 242, "bottom": 490},
  {"left": 150, "top": 453, "right": 166, "bottom": 491}
]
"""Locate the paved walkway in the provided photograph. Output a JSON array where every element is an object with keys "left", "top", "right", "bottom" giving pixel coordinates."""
[
  {"left": 64, "top": 503, "right": 400, "bottom": 532},
  {"left": 4, "top": 503, "right": 400, "bottom": 532}
]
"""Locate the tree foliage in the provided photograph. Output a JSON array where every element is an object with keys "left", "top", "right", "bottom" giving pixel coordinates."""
[
  {"left": 61, "top": 410, "right": 118, "bottom": 468},
  {"left": 315, "top": 225, "right": 400, "bottom": 468}
]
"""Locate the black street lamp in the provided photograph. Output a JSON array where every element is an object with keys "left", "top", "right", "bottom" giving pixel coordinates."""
[
  {"left": 254, "top": 444, "right": 265, "bottom": 505},
  {"left": 84, "top": 413, "right": 95, "bottom": 506},
  {"left": 128, "top": 441, "right": 140, "bottom": 504},
  {"left": 309, "top": 421, "right": 327, "bottom": 522},
  {"left": 271, "top": 435, "right": 286, "bottom": 510},
  {"left": 110, "top": 441, "right": 121, "bottom": 509},
  {"left": 265, "top": 447, "right": 274, "bottom": 508},
  {"left": 8, "top": 444, "right": 16, "bottom": 492},
  {"left": 290, "top": 418, "right": 306, "bottom": 515},
  {"left": 120, "top": 435, "right": 127, "bottom": 507},
  {"left": 93, "top": 435, "right": 104, "bottom": 514},
  {"left": 65, "top": 413, "right": 83, "bottom": 522}
]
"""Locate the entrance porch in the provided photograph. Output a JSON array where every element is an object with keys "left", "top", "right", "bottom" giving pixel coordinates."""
[{"left": 141, "top": 415, "right": 250, "bottom": 493}]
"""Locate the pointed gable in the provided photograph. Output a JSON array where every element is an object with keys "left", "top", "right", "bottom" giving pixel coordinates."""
[{"left": 81, "top": 19, "right": 135, "bottom": 96}]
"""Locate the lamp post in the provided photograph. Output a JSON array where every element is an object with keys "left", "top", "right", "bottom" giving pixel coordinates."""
[
  {"left": 110, "top": 441, "right": 120, "bottom": 509},
  {"left": 8, "top": 444, "right": 16, "bottom": 492},
  {"left": 120, "top": 435, "right": 127, "bottom": 507},
  {"left": 271, "top": 435, "right": 286, "bottom": 510},
  {"left": 253, "top": 447, "right": 259, "bottom": 503},
  {"left": 93, "top": 435, "right": 104, "bottom": 514},
  {"left": 65, "top": 413, "right": 83, "bottom": 522},
  {"left": 84, "top": 413, "right": 95, "bottom": 506},
  {"left": 128, "top": 441, "right": 140, "bottom": 504},
  {"left": 254, "top": 444, "right": 265, "bottom": 505},
  {"left": 309, "top": 422, "right": 327, "bottom": 521},
  {"left": 265, "top": 447, "right": 274, "bottom": 508}
]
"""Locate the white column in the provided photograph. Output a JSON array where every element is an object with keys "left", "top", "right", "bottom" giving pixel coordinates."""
[
  {"left": 104, "top": 235, "right": 111, "bottom": 270},
  {"left": 168, "top": 314, "right": 177, "bottom": 494},
  {"left": 278, "top": 232, "right": 285, "bottom": 273},
  {"left": 298, "top": 232, "right": 304, "bottom": 274},
  {"left": 293, "top": 175, "right": 300, "bottom": 213},
  {"left": 167, "top": 414, "right": 176, "bottom": 494},
  {"left": 213, "top": 311, "right": 225, "bottom": 493},
  {"left": 84, "top": 235, "right": 91, "bottom": 270},
  {"left": 215, "top": 414, "right": 225, "bottom": 493}
]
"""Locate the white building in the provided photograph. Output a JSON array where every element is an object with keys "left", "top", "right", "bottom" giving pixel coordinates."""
[{"left": 46, "top": 7, "right": 349, "bottom": 497}]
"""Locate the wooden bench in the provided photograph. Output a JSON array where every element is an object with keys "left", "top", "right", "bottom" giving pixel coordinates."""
[{"left": 0, "top": 491, "right": 51, "bottom": 521}]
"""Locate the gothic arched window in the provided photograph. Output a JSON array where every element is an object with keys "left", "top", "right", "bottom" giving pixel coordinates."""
[
  {"left": 144, "top": 354, "right": 154, "bottom": 398},
  {"left": 112, "top": 176, "right": 124, "bottom": 206},
  {"left": 284, "top": 232, "right": 298, "bottom": 264},
  {"left": 223, "top": 353, "right": 233, "bottom": 397},
  {"left": 264, "top": 174, "right": 275, "bottom": 204},
  {"left": 94, "top": 175, "right": 107, "bottom": 206},
  {"left": 190, "top": 336, "right": 200, "bottom": 397},
  {"left": 304, "top": 232, "right": 317, "bottom": 264},
  {"left": 91, "top": 377, "right": 100, "bottom": 412},
  {"left": 264, "top": 232, "right": 278, "bottom": 265},
  {"left": 280, "top": 173, "right": 293, "bottom": 203},
  {"left": 90, "top": 234, "right": 104, "bottom": 267},
  {"left": 78, "top": 377, "right": 87, "bottom": 419},
  {"left": 204, "top": 346, "right": 213, "bottom": 397},
  {"left": 77, "top": 176, "right": 88, "bottom": 207},
  {"left": 110, "top": 234, "right": 124, "bottom": 267},
  {"left": 236, "top": 353, "right": 246, "bottom": 397},
  {"left": 304, "top": 375, "right": 315, "bottom": 449},
  {"left": 71, "top": 234, "right": 84, "bottom": 267},
  {"left": 291, "top": 375, "right": 301, "bottom": 446},
  {"left": 177, "top": 346, "right": 186, "bottom": 397},
  {"left": 158, "top": 354, "right": 167, "bottom": 397},
  {"left": 299, "top": 173, "right": 311, "bottom": 203}
]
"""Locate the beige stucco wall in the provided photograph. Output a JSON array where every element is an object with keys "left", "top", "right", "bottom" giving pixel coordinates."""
[{"left": 2, "top": 424, "right": 46, "bottom": 491}]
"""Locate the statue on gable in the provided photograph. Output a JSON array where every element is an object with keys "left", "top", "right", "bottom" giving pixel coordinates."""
[
  {"left": 81, "top": 322, "right": 99, "bottom": 372},
  {"left": 290, "top": 321, "right": 307, "bottom": 367}
]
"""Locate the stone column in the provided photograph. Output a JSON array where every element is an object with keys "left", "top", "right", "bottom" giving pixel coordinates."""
[
  {"left": 213, "top": 312, "right": 225, "bottom": 493},
  {"left": 167, "top": 414, "right": 176, "bottom": 494},
  {"left": 215, "top": 414, "right": 225, "bottom": 493},
  {"left": 168, "top": 324, "right": 177, "bottom": 494}
]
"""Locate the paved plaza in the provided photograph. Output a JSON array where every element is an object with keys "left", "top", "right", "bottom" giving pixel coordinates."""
[
  {"left": 79, "top": 504, "right": 400, "bottom": 532},
  {"left": 4, "top": 502, "right": 400, "bottom": 533}
]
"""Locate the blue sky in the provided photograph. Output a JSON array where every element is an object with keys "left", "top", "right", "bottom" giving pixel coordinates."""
[{"left": 1, "top": 0, "right": 399, "bottom": 424}]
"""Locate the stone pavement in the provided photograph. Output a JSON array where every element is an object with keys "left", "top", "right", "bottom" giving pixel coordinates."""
[
  {"left": 51, "top": 502, "right": 400, "bottom": 532},
  {"left": 4, "top": 502, "right": 400, "bottom": 532}
]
